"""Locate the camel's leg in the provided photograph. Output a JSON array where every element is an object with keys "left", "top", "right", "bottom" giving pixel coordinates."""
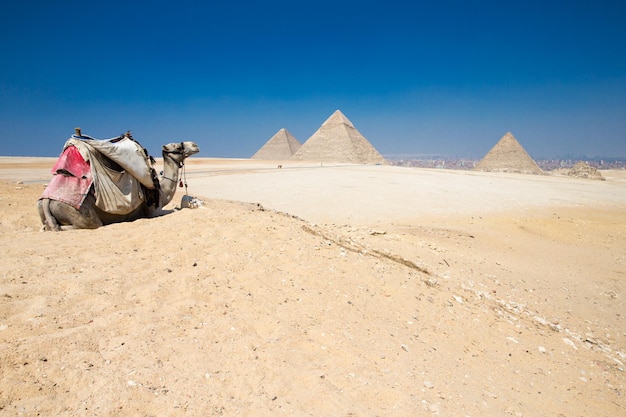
[
  {"left": 38, "top": 195, "right": 103, "bottom": 230},
  {"left": 54, "top": 195, "right": 103, "bottom": 229},
  {"left": 38, "top": 199, "right": 60, "bottom": 231}
]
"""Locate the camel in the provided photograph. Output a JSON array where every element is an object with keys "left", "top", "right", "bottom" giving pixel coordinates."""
[{"left": 38, "top": 141, "right": 199, "bottom": 231}]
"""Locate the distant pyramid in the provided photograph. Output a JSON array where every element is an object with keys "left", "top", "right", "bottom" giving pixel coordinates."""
[
  {"left": 291, "top": 110, "right": 385, "bottom": 164},
  {"left": 251, "top": 128, "right": 302, "bottom": 160},
  {"left": 474, "top": 132, "right": 543, "bottom": 174},
  {"left": 567, "top": 161, "right": 604, "bottom": 180}
]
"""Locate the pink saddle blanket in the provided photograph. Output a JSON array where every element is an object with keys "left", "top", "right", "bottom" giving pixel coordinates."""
[{"left": 40, "top": 146, "right": 93, "bottom": 209}]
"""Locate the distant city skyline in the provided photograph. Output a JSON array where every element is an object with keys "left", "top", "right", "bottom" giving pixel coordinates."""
[{"left": 1, "top": 1, "right": 625, "bottom": 159}]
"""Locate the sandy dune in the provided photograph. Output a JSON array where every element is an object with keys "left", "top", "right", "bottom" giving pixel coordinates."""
[{"left": 0, "top": 158, "right": 624, "bottom": 416}]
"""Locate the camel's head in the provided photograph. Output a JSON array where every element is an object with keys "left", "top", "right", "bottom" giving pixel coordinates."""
[{"left": 162, "top": 141, "right": 200, "bottom": 162}]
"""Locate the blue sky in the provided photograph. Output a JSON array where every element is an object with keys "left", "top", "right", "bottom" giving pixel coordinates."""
[{"left": 1, "top": 0, "right": 625, "bottom": 158}]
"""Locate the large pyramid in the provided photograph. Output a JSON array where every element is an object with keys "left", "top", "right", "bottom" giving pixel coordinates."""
[
  {"left": 251, "top": 128, "right": 302, "bottom": 160},
  {"left": 291, "top": 110, "right": 386, "bottom": 164},
  {"left": 474, "top": 132, "right": 543, "bottom": 174}
]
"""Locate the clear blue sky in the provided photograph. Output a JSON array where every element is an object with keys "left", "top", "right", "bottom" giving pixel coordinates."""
[{"left": 1, "top": 0, "right": 625, "bottom": 159}]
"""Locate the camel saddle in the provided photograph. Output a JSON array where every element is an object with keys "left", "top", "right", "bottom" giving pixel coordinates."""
[{"left": 41, "top": 133, "right": 160, "bottom": 215}]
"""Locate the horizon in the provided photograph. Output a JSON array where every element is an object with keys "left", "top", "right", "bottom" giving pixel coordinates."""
[
  {"left": 1, "top": 1, "right": 625, "bottom": 159},
  {"left": 3, "top": 151, "right": 624, "bottom": 163}
]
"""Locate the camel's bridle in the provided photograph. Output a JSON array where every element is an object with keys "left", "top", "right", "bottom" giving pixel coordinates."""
[{"left": 162, "top": 142, "right": 190, "bottom": 194}]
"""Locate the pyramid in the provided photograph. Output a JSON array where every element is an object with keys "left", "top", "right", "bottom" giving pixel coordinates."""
[
  {"left": 291, "top": 110, "right": 386, "bottom": 164},
  {"left": 251, "top": 128, "right": 302, "bottom": 160},
  {"left": 567, "top": 161, "right": 604, "bottom": 180},
  {"left": 474, "top": 132, "right": 543, "bottom": 174}
]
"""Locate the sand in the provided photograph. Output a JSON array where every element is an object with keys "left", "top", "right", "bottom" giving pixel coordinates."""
[{"left": 0, "top": 158, "right": 624, "bottom": 416}]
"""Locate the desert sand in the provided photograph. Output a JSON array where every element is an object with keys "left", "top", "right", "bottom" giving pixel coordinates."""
[{"left": 0, "top": 157, "right": 625, "bottom": 416}]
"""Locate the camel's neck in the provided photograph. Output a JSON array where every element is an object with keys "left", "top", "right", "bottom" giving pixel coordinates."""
[{"left": 158, "top": 154, "right": 182, "bottom": 206}]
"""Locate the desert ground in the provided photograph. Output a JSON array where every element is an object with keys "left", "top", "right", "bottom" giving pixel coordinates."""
[{"left": 0, "top": 157, "right": 625, "bottom": 416}]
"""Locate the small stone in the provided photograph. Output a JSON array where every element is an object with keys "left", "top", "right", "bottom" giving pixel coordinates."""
[
  {"left": 562, "top": 338, "right": 578, "bottom": 350},
  {"left": 428, "top": 402, "right": 441, "bottom": 413}
]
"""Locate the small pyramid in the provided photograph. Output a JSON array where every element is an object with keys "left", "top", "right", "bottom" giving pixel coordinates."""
[
  {"left": 291, "top": 110, "right": 385, "bottom": 164},
  {"left": 475, "top": 132, "right": 543, "bottom": 174},
  {"left": 567, "top": 161, "right": 605, "bottom": 180},
  {"left": 251, "top": 128, "right": 302, "bottom": 160}
]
